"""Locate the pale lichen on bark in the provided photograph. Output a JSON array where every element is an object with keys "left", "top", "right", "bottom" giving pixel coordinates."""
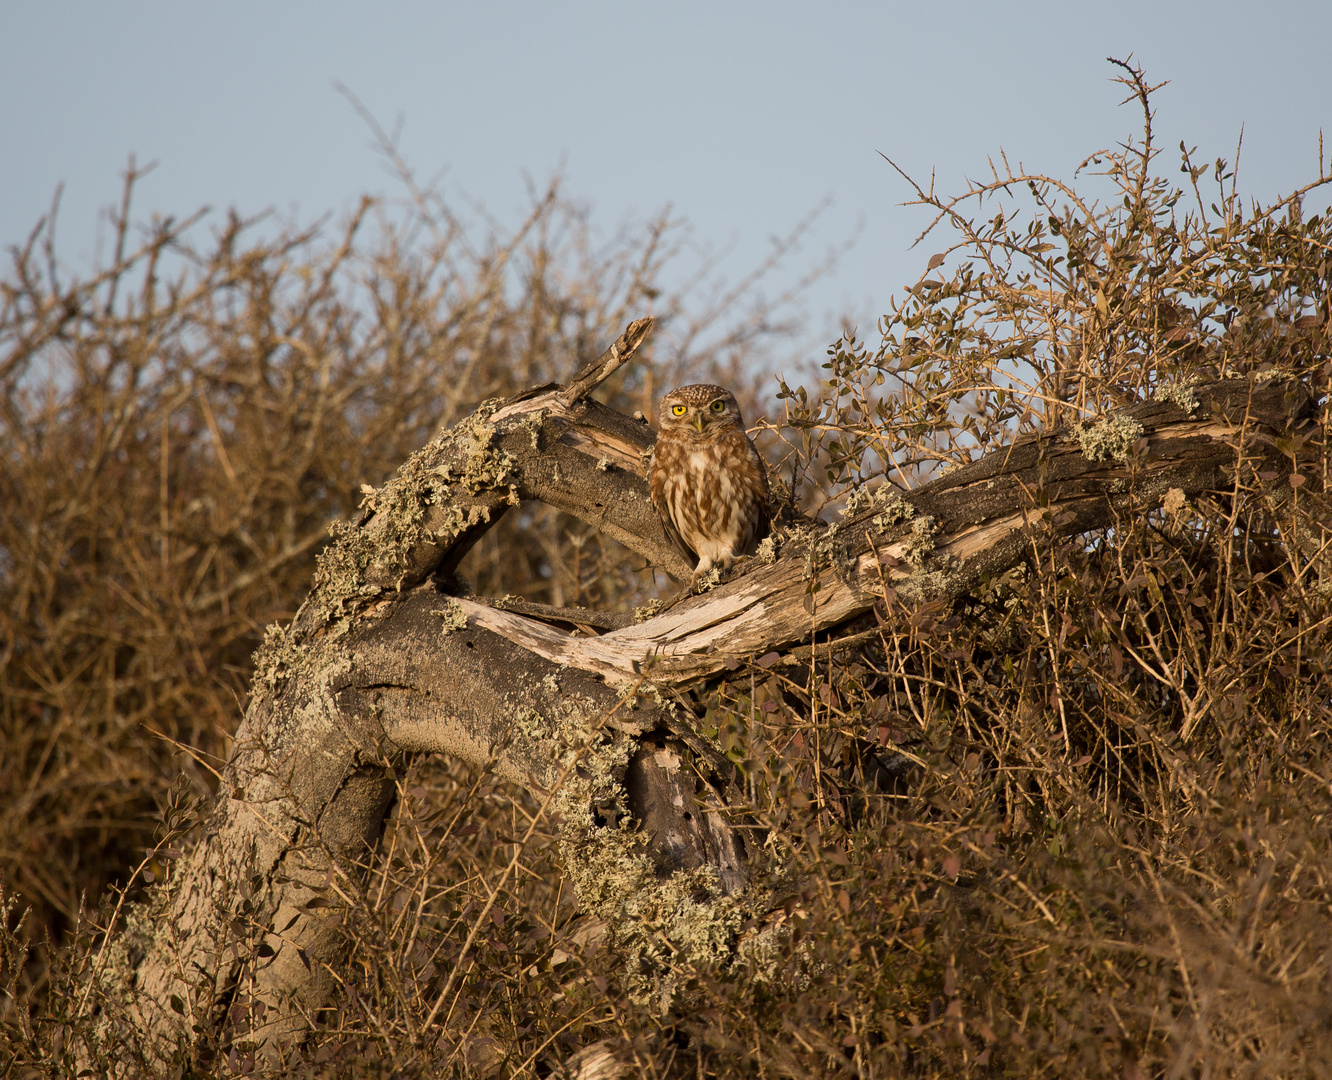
[
  {"left": 555, "top": 764, "right": 746, "bottom": 1011},
  {"left": 1078, "top": 413, "right": 1146, "bottom": 462},
  {"left": 1154, "top": 379, "right": 1202, "bottom": 417}
]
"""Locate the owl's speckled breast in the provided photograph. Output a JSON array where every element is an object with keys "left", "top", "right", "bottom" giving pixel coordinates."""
[{"left": 649, "top": 392, "right": 769, "bottom": 580}]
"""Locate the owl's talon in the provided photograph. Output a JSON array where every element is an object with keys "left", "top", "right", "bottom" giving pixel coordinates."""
[{"left": 690, "top": 565, "right": 725, "bottom": 593}]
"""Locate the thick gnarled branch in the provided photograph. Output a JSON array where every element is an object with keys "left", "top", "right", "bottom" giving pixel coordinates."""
[{"left": 459, "top": 377, "right": 1317, "bottom": 688}]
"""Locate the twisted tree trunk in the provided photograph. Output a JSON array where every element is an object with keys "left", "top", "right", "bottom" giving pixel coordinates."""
[{"left": 83, "top": 319, "right": 1318, "bottom": 1068}]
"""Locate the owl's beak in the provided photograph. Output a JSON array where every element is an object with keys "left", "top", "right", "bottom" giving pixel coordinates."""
[{"left": 692, "top": 412, "right": 705, "bottom": 433}]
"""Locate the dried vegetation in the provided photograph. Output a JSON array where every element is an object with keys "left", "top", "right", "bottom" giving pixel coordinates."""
[{"left": 6, "top": 63, "right": 1332, "bottom": 1077}]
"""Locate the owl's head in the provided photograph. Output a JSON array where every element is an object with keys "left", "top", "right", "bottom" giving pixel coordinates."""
[{"left": 657, "top": 384, "right": 745, "bottom": 439}]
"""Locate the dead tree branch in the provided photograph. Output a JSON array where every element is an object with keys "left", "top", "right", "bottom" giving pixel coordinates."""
[{"left": 88, "top": 317, "right": 1317, "bottom": 1068}]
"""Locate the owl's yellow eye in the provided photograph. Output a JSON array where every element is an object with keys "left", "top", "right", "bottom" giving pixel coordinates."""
[
  {"left": 710, "top": 399, "right": 726, "bottom": 413},
  {"left": 671, "top": 404, "right": 687, "bottom": 416}
]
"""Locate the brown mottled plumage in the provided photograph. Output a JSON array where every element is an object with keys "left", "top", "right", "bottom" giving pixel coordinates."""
[{"left": 649, "top": 384, "right": 769, "bottom": 582}]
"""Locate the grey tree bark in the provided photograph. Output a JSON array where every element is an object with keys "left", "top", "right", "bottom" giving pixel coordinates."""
[{"left": 80, "top": 319, "right": 1319, "bottom": 1069}]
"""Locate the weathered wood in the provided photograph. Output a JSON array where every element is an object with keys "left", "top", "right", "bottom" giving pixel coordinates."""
[
  {"left": 487, "top": 596, "right": 638, "bottom": 632},
  {"left": 625, "top": 735, "right": 748, "bottom": 896},
  {"left": 556, "top": 315, "right": 655, "bottom": 406}
]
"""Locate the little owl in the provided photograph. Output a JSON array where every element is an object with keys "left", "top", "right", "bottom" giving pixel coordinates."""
[{"left": 649, "top": 384, "right": 769, "bottom": 582}]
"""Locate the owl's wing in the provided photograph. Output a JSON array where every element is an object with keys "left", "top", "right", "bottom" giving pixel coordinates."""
[
  {"left": 658, "top": 508, "right": 699, "bottom": 567},
  {"left": 648, "top": 447, "right": 699, "bottom": 567}
]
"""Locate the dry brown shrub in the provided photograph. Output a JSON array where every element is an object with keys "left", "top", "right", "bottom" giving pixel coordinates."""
[{"left": 6, "top": 61, "right": 1332, "bottom": 1078}]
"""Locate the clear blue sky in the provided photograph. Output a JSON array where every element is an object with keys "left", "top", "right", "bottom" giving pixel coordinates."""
[{"left": 4, "top": 2, "right": 1330, "bottom": 355}]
